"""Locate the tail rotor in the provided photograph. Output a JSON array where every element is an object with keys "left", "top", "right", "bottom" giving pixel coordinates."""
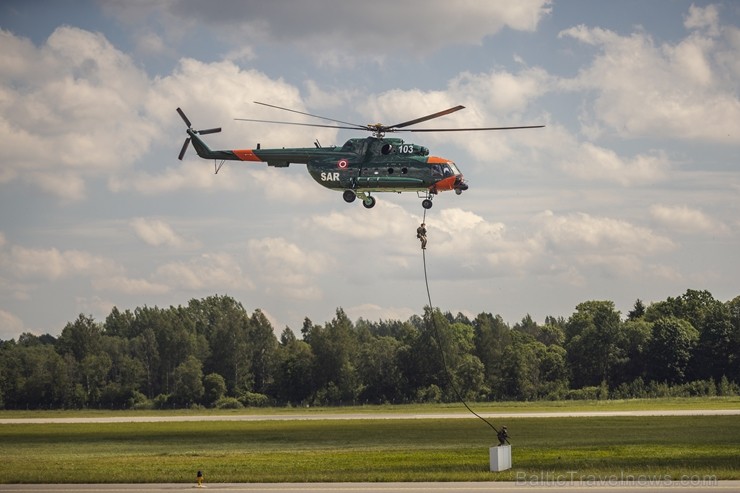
[{"left": 176, "top": 108, "right": 221, "bottom": 160}]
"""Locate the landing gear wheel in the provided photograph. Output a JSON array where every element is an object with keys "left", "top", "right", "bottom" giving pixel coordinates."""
[
  {"left": 362, "top": 196, "right": 376, "bottom": 209},
  {"left": 343, "top": 190, "right": 356, "bottom": 203},
  {"left": 422, "top": 199, "right": 433, "bottom": 209}
]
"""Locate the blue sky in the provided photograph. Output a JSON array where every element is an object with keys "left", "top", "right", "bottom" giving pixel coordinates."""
[{"left": 1, "top": 1, "right": 739, "bottom": 339}]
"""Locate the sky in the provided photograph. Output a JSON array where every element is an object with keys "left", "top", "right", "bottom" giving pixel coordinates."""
[{"left": 1, "top": 1, "right": 739, "bottom": 340}]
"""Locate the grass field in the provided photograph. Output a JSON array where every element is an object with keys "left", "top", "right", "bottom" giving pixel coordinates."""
[
  {"left": 2, "top": 395, "right": 739, "bottom": 419},
  {"left": 2, "top": 408, "right": 739, "bottom": 483}
]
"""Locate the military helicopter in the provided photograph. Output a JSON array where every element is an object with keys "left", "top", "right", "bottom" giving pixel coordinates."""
[{"left": 177, "top": 102, "right": 543, "bottom": 209}]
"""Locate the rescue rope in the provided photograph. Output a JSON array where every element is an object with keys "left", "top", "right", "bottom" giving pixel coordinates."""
[{"left": 421, "top": 208, "right": 500, "bottom": 435}]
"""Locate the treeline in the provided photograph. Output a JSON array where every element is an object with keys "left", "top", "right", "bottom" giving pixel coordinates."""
[{"left": 1, "top": 289, "right": 739, "bottom": 410}]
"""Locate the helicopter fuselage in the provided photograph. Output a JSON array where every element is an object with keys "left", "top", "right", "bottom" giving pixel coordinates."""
[{"left": 189, "top": 130, "right": 467, "bottom": 208}]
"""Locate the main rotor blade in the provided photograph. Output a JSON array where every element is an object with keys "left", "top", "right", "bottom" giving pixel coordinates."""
[
  {"left": 235, "top": 118, "right": 362, "bottom": 132},
  {"left": 387, "top": 105, "right": 466, "bottom": 130},
  {"left": 176, "top": 107, "right": 192, "bottom": 128},
  {"left": 393, "top": 124, "right": 546, "bottom": 133},
  {"left": 253, "top": 101, "right": 366, "bottom": 130},
  {"left": 197, "top": 127, "right": 221, "bottom": 135},
  {"left": 178, "top": 137, "right": 191, "bottom": 160}
]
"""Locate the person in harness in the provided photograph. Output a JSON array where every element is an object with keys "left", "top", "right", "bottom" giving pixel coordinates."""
[
  {"left": 497, "top": 426, "right": 509, "bottom": 446},
  {"left": 416, "top": 222, "right": 427, "bottom": 250}
]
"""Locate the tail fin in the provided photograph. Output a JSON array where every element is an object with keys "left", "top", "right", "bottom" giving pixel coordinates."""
[{"left": 176, "top": 108, "right": 221, "bottom": 160}]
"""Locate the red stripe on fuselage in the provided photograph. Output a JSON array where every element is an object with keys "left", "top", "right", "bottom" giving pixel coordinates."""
[{"left": 233, "top": 149, "right": 263, "bottom": 162}]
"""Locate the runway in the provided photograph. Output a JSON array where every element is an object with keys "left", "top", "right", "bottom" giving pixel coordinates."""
[
  {"left": 2, "top": 409, "right": 739, "bottom": 424},
  {"left": 0, "top": 481, "right": 737, "bottom": 492}
]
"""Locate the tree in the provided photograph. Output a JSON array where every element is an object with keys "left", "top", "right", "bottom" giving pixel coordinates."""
[
  {"left": 3, "top": 344, "right": 71, "bottom": 409},
  {"left": 693, "top": 303, "right": 734, "bottom": 381},
  {"left": 274, "top": 338, "right": 315, "bottom": 404},
  {"left": 248, "top": 309, "right": 278, "bottom": 395},
  {"left": 627, "top": 299, "right": 646, "bottom": 321},
  {"left": 132, "top": 328, "right": 159, "bottom": 398},
  {"left": 357, "top": 336, "right": 403, "bottom": 404},
  {"left": 56, "top": 314, "right": 103, "bottom": 362},
  {"left": 727, "top": 296, "right": 740, "bottom": 382},
  {"left": 172, "top": 355, "right": 204, "bottom": 406},
  {"left": 565, "top": 301, "right": 622, "bottom": 388},
  {"left": 472, "top": 312, "right": 511, "bottom": 397},
  {"left": 188, "top": 296, "right": 249, "bottom": 394},
  {"left": 646, "top": 316, "right": 698, "bottom": 384},
  {"left": 104, "top": 307, "right": 136, "bottom": 338},
  {"left": 309, "top": 308, "right": 360, "bottom": 404},
  {"left": 615, "top": 319, "right": 652, "bottom": 384},
  {"left": 203, "top": 373, "right": 226, "bottom": 406},
  {"left": 79, "top": 352, "right": 112, "bottom": 407},
  {"left": 500, "top": 332, "right": 568, "bottom": 400}
]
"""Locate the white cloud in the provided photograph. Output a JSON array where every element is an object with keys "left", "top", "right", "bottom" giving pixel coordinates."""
[
  {"left": 450, "top": 67, "right": 552, "bottom": 114},
  {"left": 650, "top": 204, "right": 729, "bottom": 235},
  {"left": 148, "top": 57, "right": 337, "bottom": 146},
  {"left": 0, "top": 27, "right": 156, "bottom": 200},
  {"left": 514, "top": 211, "right": 678, "bottom": 282},
  {"left": 4, "top": 245, "right": 121, "bottom": 281},
  {"left": 310, "top": 201, "right": 417, "bottom": 242},
  {"left": 558, "top": 21, "right": 740, "bottom": 142},
  {"left": 426, "top": 208, "right": 539, "bottom": 278},
  {"left": 0, "top": 309, "right": 25, "bottom": 340},
  {"left": 110, "top": 161, "right": 249, "bottom": 195},
  {"left": 247, "top": 237, "right": 328, "bottom": 300},
  {"left": 346, "top": 303, "right": 416, "bottom": 324},
  {"left": 248, "top": 168, "right": 329, "bottom": 205},
  {"left": 560, "top": 142, "right": 670, "bottom": 185},
  {"left": 117, "top": 1, "right": 551, "bottom": 59},
  {"left": 92, "top": 276, "right": 170, "bottom": 295},
  {"left": 130, "top": 217, "right": 195, "bottom": 249},
  {"left": 534, "top": 210, "right": 675, "bottom": 255},
  {"left": 684, "top": 4, "right": 721, "bottom": 37},
  {"left": 134, "top": 32, "right": 169, "bottom": 56},
  {"left": 154, "top": 253, "right": 254, "bottom": 291}
]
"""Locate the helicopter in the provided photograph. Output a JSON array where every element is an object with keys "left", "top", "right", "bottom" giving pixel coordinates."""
[{"left": 177, "top": 102, "right": 543, "bottom": 209}]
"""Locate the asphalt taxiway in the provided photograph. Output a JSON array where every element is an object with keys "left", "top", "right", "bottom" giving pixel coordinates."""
[{"left": 1, "top": 481, "right": 738, "bottom": 492}]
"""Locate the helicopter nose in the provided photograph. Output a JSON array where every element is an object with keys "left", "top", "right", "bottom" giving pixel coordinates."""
[{"left": 454, "top": 176, "right": 468, "bottom": 191}]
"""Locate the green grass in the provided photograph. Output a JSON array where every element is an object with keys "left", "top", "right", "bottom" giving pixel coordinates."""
[
  {"left": 1, "top": 395, "right": 738, "bottom": 419},
  {"left": 2, "top": 414, "right": 739, "bottom": 483}
]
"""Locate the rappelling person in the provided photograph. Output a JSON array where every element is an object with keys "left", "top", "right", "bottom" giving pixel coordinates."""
[
  {"left": 497, "top": 426, "right": 509, "bottom": 446},
  {"left": 416, "top": 222, "right": 427, "bottom": 250}
]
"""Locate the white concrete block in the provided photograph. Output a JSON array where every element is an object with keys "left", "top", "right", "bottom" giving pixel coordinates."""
[{"left": 489, "top": 444, "right": 512, "bottom": 472}]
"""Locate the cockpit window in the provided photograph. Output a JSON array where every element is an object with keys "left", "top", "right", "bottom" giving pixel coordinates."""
[{"left": 432, "top": 163, "right": 458, "bottom": 178}]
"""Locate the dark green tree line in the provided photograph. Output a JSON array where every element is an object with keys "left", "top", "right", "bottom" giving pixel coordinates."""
[{"left": 1, "top": 290, "right": 738, "bottom": 409}]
